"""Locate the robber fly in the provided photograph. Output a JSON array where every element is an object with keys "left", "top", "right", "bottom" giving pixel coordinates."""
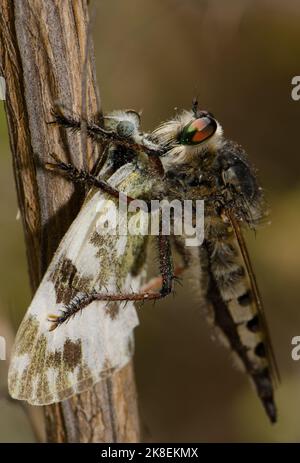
[
  {"left": 153, "top": 103, "right": 279, "bottom": 423},
  {"left": 8, "top": 102, "right": 278, "bottom": 423}
]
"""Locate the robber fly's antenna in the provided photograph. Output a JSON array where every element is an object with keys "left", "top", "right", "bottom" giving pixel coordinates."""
[{"left": 192, "top": 97, "right": 199, "bottom": 118}]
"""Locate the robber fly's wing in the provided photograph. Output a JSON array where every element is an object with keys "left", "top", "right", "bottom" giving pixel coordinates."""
[
  {"left": 198, "top": 207, "right": 278, "bottom": 422},
  {"left": 227, "top": 210, "right": 280, "bottom": 383},
  {"left": 8, "top": 164, "right": 147, "bottom": 405}
]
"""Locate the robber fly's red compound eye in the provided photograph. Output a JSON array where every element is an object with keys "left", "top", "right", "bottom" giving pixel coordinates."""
[{"left": 180, "top": 116, "right": 217, "bottom": 145}]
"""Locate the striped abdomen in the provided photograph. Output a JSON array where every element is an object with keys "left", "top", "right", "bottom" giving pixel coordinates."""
[{"left": 200, "top": 211, "right": 277, "bottom": 422}]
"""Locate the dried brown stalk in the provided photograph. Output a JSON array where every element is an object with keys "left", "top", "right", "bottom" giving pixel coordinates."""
[{"left": 0, "top": 0, "right": 140, "bottom": 443}]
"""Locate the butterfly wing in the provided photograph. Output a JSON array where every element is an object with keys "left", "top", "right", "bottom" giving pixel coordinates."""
[{"left": 8, "top": 164, "right": 149, "bottom": 405}]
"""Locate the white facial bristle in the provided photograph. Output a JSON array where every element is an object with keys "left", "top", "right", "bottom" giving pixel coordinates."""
[{"left": 153, "top": 110, "right": 223, "bottom": 167}]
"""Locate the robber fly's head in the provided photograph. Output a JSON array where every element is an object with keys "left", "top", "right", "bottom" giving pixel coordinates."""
[
  {"left": 153, "top": 108, "right": 223, "bottom": 166},
  {"left": 179, "top": 110, "right": 218, "bottom": 145}
]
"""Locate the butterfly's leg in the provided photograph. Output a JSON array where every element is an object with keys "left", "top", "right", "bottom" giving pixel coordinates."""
[{"left": 48, "top": 234, "right": 174, "bottom": 330}]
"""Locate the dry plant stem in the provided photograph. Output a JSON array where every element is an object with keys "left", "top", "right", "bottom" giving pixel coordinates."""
[{"left": 0, "top": 0, "right": 140, "bottom": 443}]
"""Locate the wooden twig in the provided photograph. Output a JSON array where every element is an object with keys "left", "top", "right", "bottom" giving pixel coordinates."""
[{"left": 0, "top": 0, "right": 140, "bottom": 443}]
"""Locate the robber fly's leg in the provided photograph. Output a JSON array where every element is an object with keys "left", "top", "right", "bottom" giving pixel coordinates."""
[
  {"left": 45, "top": 153, "right": 132, "bottom": 202},
  {"left": 46, "top": 153, "right": 161, "bottom": 210},
  {"left": 141, "top": 236, "right": 191, "bottom": 293},
  {"left": 49, "top": 107, "right": 112, "bottom": 144},
  {"left": 48, "top": 234, "right": 174, "bottom": 330},
  {"left": 49, "top": 107, "right": 165, "bottom": 157}
]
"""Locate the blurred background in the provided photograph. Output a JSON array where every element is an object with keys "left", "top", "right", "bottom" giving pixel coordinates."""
[{"left": 1, "top": 0, "right": 300, "bottom": 442}]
